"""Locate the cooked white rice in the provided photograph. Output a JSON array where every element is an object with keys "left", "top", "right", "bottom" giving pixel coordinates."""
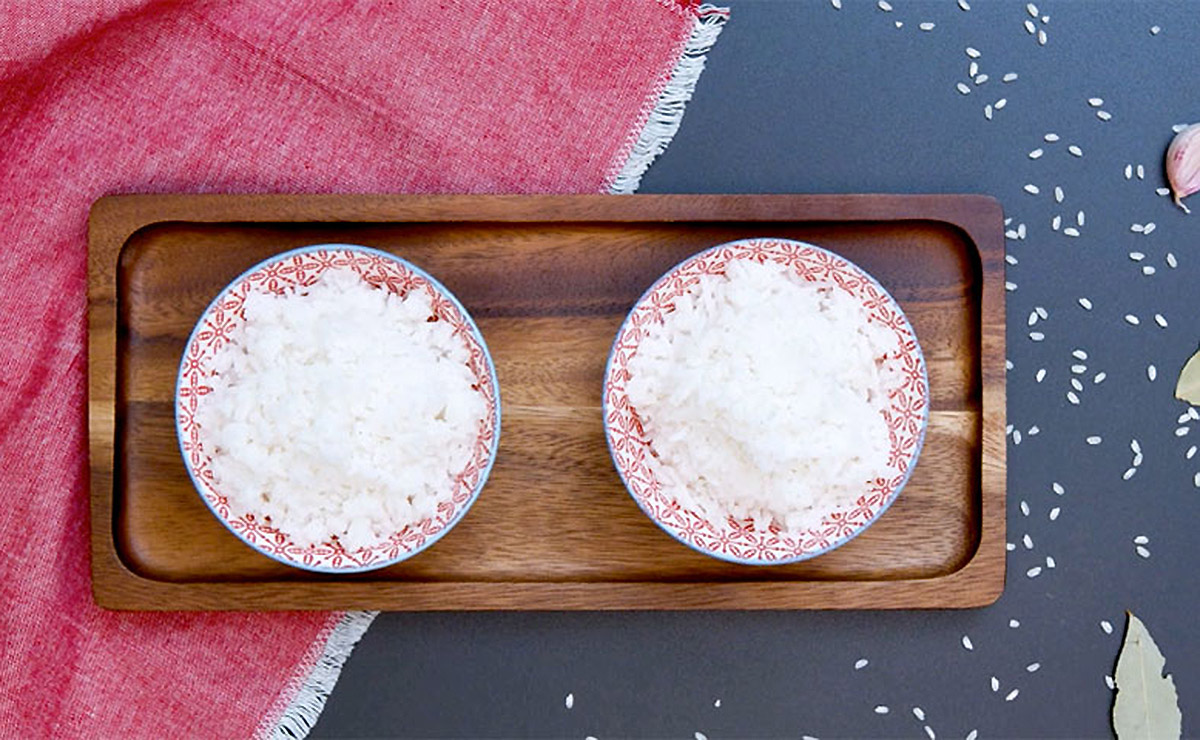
[
  {"left": 624, "top": 258, "right": 903, "bottom": 533},
  {"left": 193, "top": 266, "right": 486, "bottom": 552}
]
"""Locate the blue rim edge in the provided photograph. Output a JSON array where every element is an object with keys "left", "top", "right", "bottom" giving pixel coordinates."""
[
  {"left": 174, "top": 243, "right": 502, "bottom": 574},
  {"left": 601, "top": 238, "right": 931, "bottom": 567}
]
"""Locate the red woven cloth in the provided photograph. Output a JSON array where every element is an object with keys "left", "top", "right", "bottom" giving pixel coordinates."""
[{"left": 0, "top": 1, "right": 723, "bottom": 736}]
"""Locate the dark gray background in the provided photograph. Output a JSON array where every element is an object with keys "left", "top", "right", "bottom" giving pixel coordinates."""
[{"left": 312, "top": 2, "right": 1200, "bottom": 737}]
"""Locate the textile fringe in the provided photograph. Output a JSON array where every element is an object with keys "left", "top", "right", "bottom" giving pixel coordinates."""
[
  {"left": 607, "top": 4, "right": 729, "bottom": 194},
  {"left": 262, "top": 611, "right": 379, "bottom": 739}
]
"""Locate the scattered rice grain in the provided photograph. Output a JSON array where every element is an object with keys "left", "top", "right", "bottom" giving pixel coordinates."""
[
  {"left": 1106, "top": 675, "right": 1116, "bottom": 690},
  {"left": 1137, "top": 164, "right": 1145, "bottom": 179},
  {"left": 1006, "top": 689, "right": 1020, "bottom": 702},
  {"left": 875, "top": 705, "right": 890, "bottom": 714},
  {"left": 566, "top": 693, "right": 575, "bottom": 709},
  {"left": 1029, "top": 331, "right": 1044, "bottom": 341},
  {"left": 1136, "top": 545, "right": 1151, "bottom": 558},
  {"left": 1003, "top": 72, "right": 1018, "bottom": 82},
  {"left": 1087, "top": 436, "right": 1102, "bottom": 445},
  {"left": 1046, "top": 555, "right": 1056, "bottom": 568},
  {"left": 1167, "top": 252, "right": 1178, "bottom": 268},
  {"left": 1067, "top": 391, "right": 1080, "bottom": 405},
  {"left": 1176, "top": 426, "right": 1189, "bottom": 437},
  {"left": 1124, "top": 314, "right": 1140, "bottom": 325},
  {"left": 1045, "top": 133, "right": 1060, "bottom": 142},
  {"left": 1036, "top": 368, "right": 1046, "bottom": 383},
  {"left": 985, "top": 105, "right": 994, "bottom": 120},
  {"left": 1078, "top": 297, "right": 1092, "bottom": 310},
  {"left": 920, "top": 22, "right": 936, "bottom": 31},
  {"left": 1071, "top": 378, "right": 1083, "bottom": 392},
  {"left": 959, "top": 0, "right": 971, "bottom": 10},
  {"left": 1097, "top": 110, "right": 1112, "bottom": 121},
  {"left": 1087, "top": 97, "right": 1103, "bottom": 107},
  {"left": 1013, "top": 429, "right": 1022, "bottom": 445},
  {"left": 1051, "top": 215, "right": 1061, "bottom": 231},
  {"left": 1026, "top": 2, "right": 1038, "bottom": 16},
  {"left": 1094, "top": 372, "right": 1106, "bottom": 384},
  {"left": 962, "top": 635, "right": 974, "bottom": 650},
  {"left": 1131, "top": 224, "right": 1145, "bottom": 233},
  {"left": 1068, "top": 145, "right": 1083, "bottom": 157},
  {"left": 1077, "top": 211, "right": 1085, "bottom": 226},
  {"left": 924, "top": 726, "right": 936, "bottom": 740},
  {"left": 1010, "top": 619, "right": 1020, "bottom": 628},
  {"left": 1027, "top": 662, "right": 1040, "bottom": 672},
  {"left": 1049, "top": 506, "right": 1060, "bottom": 520},
  {"left": 1029, "top": 425, "right": 1040, "bottom": 435},
  {"left": 966, "top": 46, "right": 981, "bottom": 58},
  {"left": 1072, "top": 349, "right": 1088, "bottom": 360},
  {"left": 1022, "top": 533, "right": 1033, "bottom": 548},
  {"left": 1150, "top": 25, "right": 1161, "bottom": 34},
  {"left": 1189, "top": 445, "right": 1198, "bottom": 460},
  {"left": 1148, "top": 365, "right": 1158, "bottom": 381},
  {"left": 1143, "top": 222, "right": 1156, "bottom": 234},
  {"left": 1027, "top": 566, "right": 1041, "bottom": 578},
  {"left": 913, "top": 707, "right": 926, "bottom": 721},
  {"left": 1023, "top": 19, "right": 1036, "bottom": 34},
  {"left": 1157, "top": 187, "right": 1171, "bottom": 197},
  {"left": 877, "top": 0, "right": 892, "bottom": 9},
  {"left": 1053, "top": 482, "right": 1064, "bottom": 494},
  {"left": 957, "top": 82, "right": 971, "bottom": 95},
  {"left": 1029, "top": 148, "right": 1044, "bottom": 159},
  {"left": 1071, "top": 364, "right": 1086, "bottom": 374},
  {"left": 1037, "top": 29, "right": 1047, "bottom": 45},
  {"left": 855, "top": 658, "right": 869, "bottom": 670},
  {"left": 995, "top": 97, "right": 1007, "bottom": 109},
  {"left": 1101, "top": 620, "right": 1113, "bottom": 634},
  {"left": 1123, "top": 467, "right": 1136, "bottom": 481},
  {"left": 990, "top": 676, "right": 1000, "bottom": 692},
  {"left": 1133, "top": 535, "right": 1149, "bottom": 545},
  {"left": 1155, "top": 314, "right": 1168, "bottom": 328},
  {"left": 1063, "top": 227, "right": 1080, "bottom": 237},
  {"left": 1125, "top": 164, "right": 1133, "bottom": 179}
]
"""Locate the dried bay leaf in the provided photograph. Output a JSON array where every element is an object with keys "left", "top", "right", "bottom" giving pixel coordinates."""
[
  {"left": 1175, "top": 350, "right": 1200, "bottom": 405},
  {"left": 1113, "top": 612, "right": 1182, "bottom": 740}
]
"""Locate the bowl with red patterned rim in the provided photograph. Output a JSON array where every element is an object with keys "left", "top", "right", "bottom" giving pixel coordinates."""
[
  {"left": 175, "top": 244, "right": 500, "bottom": 573},
  {"left": 602, "top": 238, "right": 929, "bottom": 566}
]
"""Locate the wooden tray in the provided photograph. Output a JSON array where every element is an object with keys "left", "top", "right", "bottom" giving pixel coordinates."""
[{"left": 89, "top": 194, "right": 1006, "bottom": 610}]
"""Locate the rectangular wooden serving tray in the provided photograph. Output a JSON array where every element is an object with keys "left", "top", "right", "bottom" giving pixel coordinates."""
[{"left": 89, "top": 194, "right": 1006, "bottom": 611}]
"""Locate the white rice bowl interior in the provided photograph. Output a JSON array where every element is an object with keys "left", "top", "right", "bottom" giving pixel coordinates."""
[
  {"left": 192, "top": 264, "right": 487, "bottom": 554},
  {"left": 623, "top": 256, "right": 907, "bottom": 535}
]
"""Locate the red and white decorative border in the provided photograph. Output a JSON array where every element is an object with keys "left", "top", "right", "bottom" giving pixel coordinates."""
[
  {"left": 176, "top": 246, "right": 499, "bottom": 572},
  {"left": 604, "top": 238, "right": 929, "bottom": 564}
]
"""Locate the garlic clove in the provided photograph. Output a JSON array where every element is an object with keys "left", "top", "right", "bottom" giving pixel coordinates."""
[{"left": 1166, "top": 122, "right": 1200, "bottom": 214}]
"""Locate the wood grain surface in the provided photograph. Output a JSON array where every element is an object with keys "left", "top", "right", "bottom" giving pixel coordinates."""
[{"left": 88, "top": 194, "right": 1006, "bottom": 610}]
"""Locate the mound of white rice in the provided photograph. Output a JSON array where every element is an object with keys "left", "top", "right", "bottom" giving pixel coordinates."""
[
  {"left": 624, "top": 257, "right": 903, "bottom": 534},
  {"left": 193, "top": 265, "right": 486, "bottom": 552}
]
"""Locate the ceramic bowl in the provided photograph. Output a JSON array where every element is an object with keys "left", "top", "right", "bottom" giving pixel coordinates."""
[
  {"left": 602, "top": 238, "right": 929, "bottom": 565},
  {"left": 175, "top": 244, "right": 500, "bottom": 573}
]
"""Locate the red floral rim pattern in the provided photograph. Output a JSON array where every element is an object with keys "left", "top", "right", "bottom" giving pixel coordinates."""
[
  {"left": 603, "top": 239, "right": 929, "bottom": 564},
  {"left": 175, "top": 247, "right": 499, "bottom": 572}
]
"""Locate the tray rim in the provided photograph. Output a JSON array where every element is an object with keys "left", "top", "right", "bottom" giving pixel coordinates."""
[{"left": 88, "top": 193, "right": 1007, "bottom": 611}]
